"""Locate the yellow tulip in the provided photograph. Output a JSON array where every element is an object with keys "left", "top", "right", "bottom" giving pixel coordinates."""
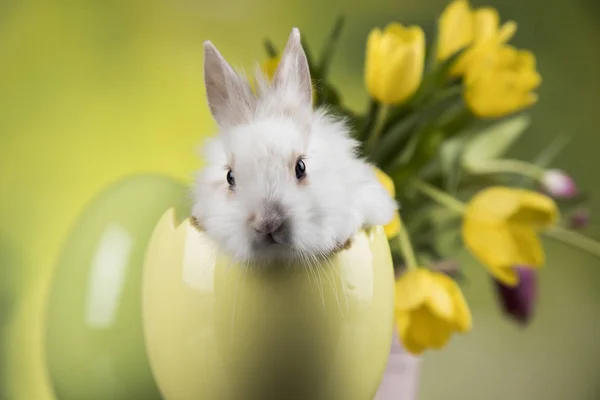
[
  {"left": 365, "top": 23, "right": 425, "bottom": 105},
  {"left": 472, "top": 7, "right": 516, "bottom": 45},
  {"left": 463, "top": 45, "right": 541, "bottom": 118},
  {"left": 384, "top": 211, "right": 401, "bottom": 239},
  {"left": 436, "top": 0, "right": 474, "bottom": 62},
  {"left": 374, "top": 167, "right": 401, "bottom": 238},
  {"left": 437, "top": 0, "right": 517, "bottom": 75},
  {"left": 262, "top": 56, "right": 281, "bottom": 80},
  {"left": 462, "top": 187, "right": 558, "bottom": 286},
  {"left": 395, "top": 268, "right": 472, "bottom": 355},
  {"left": 451, "top": 7, "right": 517, "bottom": 76},
  {"left": 374, "top": 166, "right": 395, "bottom": 197}
]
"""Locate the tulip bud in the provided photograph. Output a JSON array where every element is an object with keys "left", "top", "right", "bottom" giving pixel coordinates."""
[
  {"left": 437, "top": 0, "right": 474, "bottom": 62},
  {"left": 541, "top": 169, "right": 578, "bottom": 199},
  {"left": 569, "top": 208, "right": 590, "bottom": 230},
  {"left": 493, "top": 266, "right": 537, "bottom": 325},
  {"left": 365, "top": 23, "right": 425, "bottom": 105}
]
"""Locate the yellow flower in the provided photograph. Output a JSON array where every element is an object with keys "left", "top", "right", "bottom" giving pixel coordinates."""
[
  {"left": 395, "top": 268, "right": 472, "bottom": 355},
  {"left": 463, "top": 45, "right": 541, "bottom": 118},
  {"left": 472, "top": 7, "right": 516, "bottom": 45},
  {"left": 462, "top": 187, "right": 558, "bottom": 286},
  {"left": 384, "top": 211, "right": 401, "bottom": 239},
  {"left": 374, "top": 166, "right": 395, "bottom": 196},
  {"left": 365, "top": 23, "right": 425, "bottom": 105},
  {"left": 437, "top": 0, "right": 517, "bottom": 75},
  {"left": 262, "top": 56, "right": 280, "bottom": 80},
  {"left": 436, "top": 0, "right": 474, "bottom": 62},
  {"left": 451, "top": 7, "right": 517, "bottom": 76},
  {"left": 374, "top": 167, "right": 401, "bottom": 238}
]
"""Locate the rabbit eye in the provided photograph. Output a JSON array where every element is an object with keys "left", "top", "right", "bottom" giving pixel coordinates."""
[
  {"left": 295, "top": 159, "right": 306, "bottom": 180},
  {"left": 226, "top": 169, "right": 235, "bottom": 187}
]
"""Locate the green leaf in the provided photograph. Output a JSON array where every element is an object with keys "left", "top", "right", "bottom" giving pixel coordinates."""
[
  {"left": 317, "top": 15, "right": 345, "bottom": 79},
  {"left": 461, "top": 113, "right": 531, "bottom": 171},
  {"left": 532, "top": 133, "right": 571, "bottom": 168},
  {"left": 410, "top": 48, "right": 466, "bottom": 108},
  {"left": 316, "top": 81, "right": 341, "bottom": 106},
  {"left": 263, "top": 39, "right": 278, "bottom": 57},
  {"left": 439, "top": 130, "right": 475, "bottom": 193},
  {"left": 373, "top": 94, "right": 463, "bottom": 168},
  {"left": 424, "top": 26, "right": 439, "bottom": 73},
  {"left": 356, "top": 99, "right": 381, "bottom": 143}
]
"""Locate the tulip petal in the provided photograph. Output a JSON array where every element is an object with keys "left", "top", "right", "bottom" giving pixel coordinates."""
[
  {"left": 384, "top": 212, "right": 401, "bottom": 239},
  {"left": 464, "top": 44, "right": 541, "bottom": 118},
  {"left": 509, "top": 191, "right": 558, "bottom": 228},
  {"left": 489, "top": 265, "right": 519, "bottom": 287},
  {"left": 428, "top": 323, "right": 453, "bottom": 349},
  {"left": 374, "top": 167, "right": 395, "bottom": 197},
  {"left": 433, "top": 273, "right": 473, "bottom": 332},
  {"left": 395, "top": 269, "right": 430, "bottom": 311},
  {"left": 462, "top": 187, "right": 555, "bottom": 286},
  {"left": 466, "top": 186, "right": 522, "bottom": 220},
  {"left": 400, "top": 329, "right": 426, "bottom": 355},
  {"left": 508, "top": 224, "right": 546, "bottom": 266},
  {"left": 497, "top": 21, "right": 517, "bottom": 44},
  {"left": 395, "top": 310, "right": 411, "bottom": 339},
  {"left": 437, "top": 0, "right": 474, "bottom": 61},
  {"left": 473, "top": 7, "right": 500, "bottom": 43},
  {"left": 408, "top": 306, "right": 437, "bottom": 347},
  {"left": 424, "top": 276, "right": 455, "bottom": 321},
  {"left": 463, "top": 221, "right": 518, "bottom": 272}
]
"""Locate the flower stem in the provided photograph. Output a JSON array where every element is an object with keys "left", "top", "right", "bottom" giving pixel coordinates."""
[
  {"left": 396, "top": 213, "right": 418, "bottom": 270},
  {"left": 544, "top": 226, "right": 600, "bottom": 259},
  {"left": 365, "top": 104, "right": 391, "bottom": 155},
  {"left": 410, "top": 178, "right": 466, "bottom": 214},
  {"left": 467, "top": 159, "right": 546, "bottom": 180},
  {"left": 358, "top": 99, "right": 380, "bottom": 142}
]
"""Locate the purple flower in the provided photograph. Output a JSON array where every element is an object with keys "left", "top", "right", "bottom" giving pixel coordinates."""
[
  {"left": 540, "top": 169, "right": 578, "bottom": 199},
  {"left": 493, "top": 266, "right": 537, "bottom": 325}
]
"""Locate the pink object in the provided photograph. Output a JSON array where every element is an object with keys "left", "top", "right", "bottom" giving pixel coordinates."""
[
  {"left": 374, "top": 327, "right": 422, "bottom": 400},
  {"left": 541, "top": 169, "right": 578, "bottom": 199}
]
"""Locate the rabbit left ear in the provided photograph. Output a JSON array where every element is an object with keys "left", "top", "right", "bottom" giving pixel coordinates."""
[
  {"left": 272, "top": 28, "right": 313, "bottom": 106},
  {"left": 203, "top": 41, "right": 256, "bottom": 128}
]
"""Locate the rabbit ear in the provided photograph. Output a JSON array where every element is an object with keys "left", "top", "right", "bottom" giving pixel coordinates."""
[
  {"left": 272, "top": 28, "right": 313, "bottom": 106},
  {"left": 203, "top": 41, "right": 256, "bottom": 128}
]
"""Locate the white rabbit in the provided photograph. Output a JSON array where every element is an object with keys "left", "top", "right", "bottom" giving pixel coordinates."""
[{"left": 192, "top": 27, "right": 397, "bottom": 265}]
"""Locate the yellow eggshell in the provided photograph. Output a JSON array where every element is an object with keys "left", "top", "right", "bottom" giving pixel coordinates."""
[{"left": 142, "top": 209, "right": 396, "bottom": 400}]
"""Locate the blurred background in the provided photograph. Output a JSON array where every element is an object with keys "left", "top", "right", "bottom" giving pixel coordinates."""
[{"left": 2, "top": 0, "right": 600, "bottom": 399}]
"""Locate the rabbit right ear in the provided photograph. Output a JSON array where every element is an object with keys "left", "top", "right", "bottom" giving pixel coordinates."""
[{"left": 203, "top": 41, "right": 256, "bottom": 128}]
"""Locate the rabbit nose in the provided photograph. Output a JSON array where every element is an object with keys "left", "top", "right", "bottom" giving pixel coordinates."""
[
  {"left": 261, "top": 217, "right": 284, "bottom": 234},
  {"left": 253, "top": 202, "right": 288, "bottom": 242}
]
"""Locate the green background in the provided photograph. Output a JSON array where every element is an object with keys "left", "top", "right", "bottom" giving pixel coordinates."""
[{"left": 1, "top": 0, "right": 600, "bottom": 399}]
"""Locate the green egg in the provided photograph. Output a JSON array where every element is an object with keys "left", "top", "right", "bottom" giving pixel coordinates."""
[{"left": 44, "top": 174, "right": 190, "bottom": 400}]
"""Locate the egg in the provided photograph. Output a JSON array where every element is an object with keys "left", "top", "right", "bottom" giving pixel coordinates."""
[
  {"left": 44, "top": 174, "right": 190, "bottom": 400},
  {"left": 142, "top": 208, "right": 396, "bottom": 400}
]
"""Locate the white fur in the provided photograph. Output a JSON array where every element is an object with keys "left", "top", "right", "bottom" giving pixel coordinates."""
[{"left": 192, "top": 28, "right": 397, "bottom": 264}]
